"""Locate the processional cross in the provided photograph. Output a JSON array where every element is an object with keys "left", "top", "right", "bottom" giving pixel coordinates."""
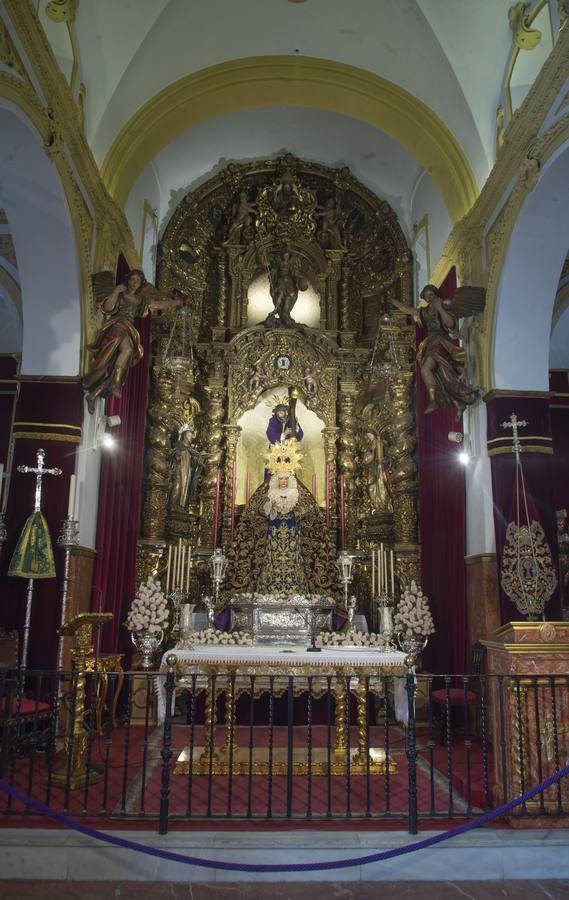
[
  {"left": 500, "top": 412, "right": 528, "bottom": 461},
  {"left": 16, "top": 448, "right": 62, "bottom": 670}
]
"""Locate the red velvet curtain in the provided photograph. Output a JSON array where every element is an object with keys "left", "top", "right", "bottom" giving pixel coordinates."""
[
  {"left": 417, "top": 268, "right": 468, "bottom": 674},
  {"left": 91, "top": 256, "right": 151, "bottom": 656}
]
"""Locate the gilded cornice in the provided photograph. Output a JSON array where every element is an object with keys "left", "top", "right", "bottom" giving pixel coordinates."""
[{"left": 430, "top": 24, "right": 569, "bottom": 391}]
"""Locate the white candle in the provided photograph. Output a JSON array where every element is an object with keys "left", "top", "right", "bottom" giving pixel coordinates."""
[
  {"left": 166, "top": 544, "right": 172, "bottom": 593},
  {"left": 180, "top": 544, "right": 186, "bottom": 592},
  {"left": 390, "top": 549, "right": 395, "bottom": 596},
  {"left": 177, "top": 538, "right": 182, "bottom": 589},
  {"left": 377, "top": 548, "right": 381, "bottom": 593},
  {"left": 371, "top": 551, "right": 375, "bottom": 597},
  {"left": 172, "top": 546, "right": 178, "bottom": 592},
  {"left": 186, "top": 546, "right": 191, "bottom": 594},
  {"left": 67, "top": 474, "right": 76, "bottom": 519}
]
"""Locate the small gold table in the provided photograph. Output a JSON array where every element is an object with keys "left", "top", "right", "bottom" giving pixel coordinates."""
[{"left": 157, "top": 645, "right": 408, "bottom": 777}]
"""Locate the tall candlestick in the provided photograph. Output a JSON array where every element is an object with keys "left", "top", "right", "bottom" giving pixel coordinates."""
[
  {"left": 213, "top": 468, "right": 221, "bottom": 549},
  {"left": 377, "top": 548, "right": 382, "bottom": 593},
  {"left": 325, "top": 463, "right": 331, "bottom": 529},
  {"left": 230, "top": 460, "right": 237, "bottom": 540},
  {"left": 180, "top": 544, "right": 186, "bottom": 592},
  {"left": 390, "top": 549, "right": 395, "bottom": 596},
  {"left": 371, "top": 550, "right": 375, "bottom": 597},
  {"left": 186, "top": 546, "right": 191, "bottom": 594},
  {"left": 166, "top": 544, "right": 172, "bottom": 593},
  {"left": 172, "top": 546, "right": 177, "bottom": 592},
  {"left": 246, "top": 471, "right": 251, "bottom": 503},
  {"left": 339, "top": 475, "right": 346, "bottom": 550},
  {"left": 67, "top": 474, "right": 76, "bottom": 519},
  {"left": 177, "top": 538, "right": 183, "bottom": 589}
]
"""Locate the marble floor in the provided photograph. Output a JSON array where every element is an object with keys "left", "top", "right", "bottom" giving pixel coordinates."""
[{"left": 0, "top": 882, "right": 568, "bottom": 899}]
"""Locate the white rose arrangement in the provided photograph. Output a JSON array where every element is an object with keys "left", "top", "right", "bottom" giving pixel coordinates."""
[
  {"left": 192, "top": 628, "right": 253, "bottom": 646},
  {"left": 394, "top": 581, "right": 435, "bottom": 640},
  {"left": 315, "top": 630, "right": 384, "bottom": 648},
  {"left": 125, "top": 576, "right": 169, "bottom": 635}
]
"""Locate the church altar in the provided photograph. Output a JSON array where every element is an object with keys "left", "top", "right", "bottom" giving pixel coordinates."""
[{"left": 157, "top": 645, "right": 408, "bottom": 776}]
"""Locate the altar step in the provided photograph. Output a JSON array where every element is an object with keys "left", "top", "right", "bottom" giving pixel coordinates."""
[{"left": 174, "top": 745, "right": 397, "bottom": 776}]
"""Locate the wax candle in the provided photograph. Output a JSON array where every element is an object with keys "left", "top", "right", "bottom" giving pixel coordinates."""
[
  {"left": 339, "top": 474, "right": 346, "bottom": 550},
  {"left": 166, "top": 544, "right": 172, "bottom": 593},
  {"left": 186, "top": 546, "right": 191, "bottom": 594},
  {"left": 390, "top": 549, "right": 395, "bottom": 596},
  {"left": 325, "top": 463, "right": 331, "bottom": 529},
  {"left": 371, "top": 550, "right": 375, "bottom": 597},
  {"left": 180, "top": 544, "right": 186, "bottom": 592},
  {"left": 67, "top": 474, "right": 76, "bottom": 519}
]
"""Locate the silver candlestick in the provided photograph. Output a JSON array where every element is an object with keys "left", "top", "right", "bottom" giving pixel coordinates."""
[
  {"left": 377, "top": 592, "right": 397, "bottom": 652},
  {"left": 169, "top": 586, "right": 187, "bottom": 636},
  {"left": 56, "top": 516, "right": 80, "bottom": 672},
  {"left": 209, "top": 548, "right": 228, "bottom": 608}
]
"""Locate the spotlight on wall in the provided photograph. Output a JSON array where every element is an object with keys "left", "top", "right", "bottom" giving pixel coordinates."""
[
  {"left": 458, "top": 450, "right": 471, "bottom": 466},
  {"left": 447, "top": 431, "right": 463, "bottom": 444},
  {"left": 101, "top": 433, "right": 116, "bottom": 450}
]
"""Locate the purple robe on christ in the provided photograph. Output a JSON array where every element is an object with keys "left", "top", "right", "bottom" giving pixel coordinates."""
[{"left": 266, "top": 415, "right": 304, "bottom": 444}]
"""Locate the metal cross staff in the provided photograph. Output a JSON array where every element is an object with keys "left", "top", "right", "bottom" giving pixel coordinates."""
[
  {"left": 17, "top": 448, "right": 62, "bottom": 671},
  {"left": 500, "top": 412, "right": 528, "bottom": 461}
]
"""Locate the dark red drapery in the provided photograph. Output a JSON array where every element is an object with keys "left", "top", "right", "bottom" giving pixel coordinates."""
[
  {"left": 91, "top": 256, "right": 151, "bottom": 655},
  {"left": 417, "top": 267, "right": 468, "bottom": 674}
]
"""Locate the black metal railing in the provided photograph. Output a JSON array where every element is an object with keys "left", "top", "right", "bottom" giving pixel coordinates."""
[{"left": 0, "top": 669, "right": 567, "bottom": 833}]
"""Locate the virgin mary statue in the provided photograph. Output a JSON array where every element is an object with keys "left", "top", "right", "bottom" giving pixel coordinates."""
[{"left": 224, "top": 441, "right": 339, "bottom": 597}]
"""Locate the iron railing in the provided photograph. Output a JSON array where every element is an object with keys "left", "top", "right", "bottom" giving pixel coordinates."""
[{"left": 0, "top": 669, "right": 567, "bottom": 833}]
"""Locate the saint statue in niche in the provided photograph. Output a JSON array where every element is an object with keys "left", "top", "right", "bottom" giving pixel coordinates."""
[
  {"left": 265, "top": 249, "right": 309, "bottom": 328},
  {"left": 362, "top": 428, "right": 392, "bottom": 514},
  {"left": 387, "top": 283, "right": 484, "bottom": 416},
  {"left": 82, "top": 269, "right": 185, "bottom": 413},
  {"left": 302, "top": 366, "right": 319, "bottom": 396},
  {"left": 169, "top": 423, "right": 204, "bottom": 510},
  {"left": 223, "top": 190, "right": 257, "bottom": 245},
  {"left": 266, "top": 403, "right": 303, "bottom": 445},
  {"left": 316, "top": 196, "right": 344, "bottom": 249}
]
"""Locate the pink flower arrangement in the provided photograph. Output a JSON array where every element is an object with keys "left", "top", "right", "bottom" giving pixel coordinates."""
[
  {"left": 394, "top": 581, "right": 435, "bottom": 640},
  {"left": 125, "top": 576, "right": 169, "bottom": 635}
]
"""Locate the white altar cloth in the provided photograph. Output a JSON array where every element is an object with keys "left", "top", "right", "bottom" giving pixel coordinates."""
[{"left": 156, "top": 644, "right": 409, "bottom": 725}]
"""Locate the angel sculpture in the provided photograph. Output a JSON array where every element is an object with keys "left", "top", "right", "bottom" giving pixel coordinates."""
[
  {"left": 387, "top": 283, "right": 484, "bottom": 416},
  {"left": 265, "top": 248, "right": 309, "bottom": 328},
  {"left": 82, "top": 269, "right": 185, "bottom": 413},
  {"left": 223, "top": 190, "right": 257, "bottom": 245},
  {"left": 316, "top": 197, "right": 344, "bottom": 249}
]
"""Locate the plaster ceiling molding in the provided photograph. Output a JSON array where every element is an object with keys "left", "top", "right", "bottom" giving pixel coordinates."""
[{"left": 76, "top": 0, "right": 489, "bottom": 184}]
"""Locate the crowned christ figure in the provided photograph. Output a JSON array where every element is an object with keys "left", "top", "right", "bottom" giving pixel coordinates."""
[{"left": 224, "top": 439, "right": 339, "bottom": 598}]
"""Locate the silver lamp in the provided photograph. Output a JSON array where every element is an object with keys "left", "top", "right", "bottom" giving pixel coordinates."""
[
  {"left": 209, "top": 547, "right": 228, "bottom": 608},
  {"left": 335, "top": 550, "right": 355, "bottom": 608}
]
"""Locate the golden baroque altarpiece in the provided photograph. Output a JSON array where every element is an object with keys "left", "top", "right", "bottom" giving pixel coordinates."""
[{"left": 137, "top": 155, "right": 420, "bottom": 599}]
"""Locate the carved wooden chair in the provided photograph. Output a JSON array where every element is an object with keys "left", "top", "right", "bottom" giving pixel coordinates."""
[
  {"left": 430, "top": 642, "right": 486, "bottom": 744},
  {"left": 0, "top": 630, "right": 52, "bottom": 778}
]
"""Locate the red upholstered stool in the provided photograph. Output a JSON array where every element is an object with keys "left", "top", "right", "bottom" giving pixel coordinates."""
[{"left": 430, "top": 643, "right": 485, "bottom": 744}]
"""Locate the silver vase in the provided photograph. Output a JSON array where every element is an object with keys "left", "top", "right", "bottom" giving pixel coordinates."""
[
  {"left": 131, "top": 627, "right": 164, "bottom": 669},
  {"left": 397, "top": 634, "right": 428, "bottom": 667}
]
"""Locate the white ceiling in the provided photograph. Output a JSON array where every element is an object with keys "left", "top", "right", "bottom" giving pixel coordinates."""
[{"left": 73, "top": 0, "right": 514, "bottom": 186}]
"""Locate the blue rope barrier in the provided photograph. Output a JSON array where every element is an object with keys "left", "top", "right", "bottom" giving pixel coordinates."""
[{"left": 0, "top": 765, "right": 568, "bottom": 874}]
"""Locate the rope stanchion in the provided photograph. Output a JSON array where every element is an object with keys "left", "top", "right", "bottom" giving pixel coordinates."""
[{"left": 0, "top": 764, "right": 568, "bottom": 874}]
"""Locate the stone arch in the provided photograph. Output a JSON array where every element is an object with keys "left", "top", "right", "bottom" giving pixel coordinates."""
[
  {"left": 492, "top": 137, "right": 569, "bottom": 390},
  {"left": 0, "top": 98, "right": 82, "bottom": 375}
]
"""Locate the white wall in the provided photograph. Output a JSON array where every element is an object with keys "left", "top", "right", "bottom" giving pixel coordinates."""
[
  {"left": 410, "top": 171, "right": 452, "bottom": 293},
  {"left": 125, "top": 164, "right": 161, "bottom": 279},
  {"left": 0, "top": 104, "right": 82, "bottom": 376}
]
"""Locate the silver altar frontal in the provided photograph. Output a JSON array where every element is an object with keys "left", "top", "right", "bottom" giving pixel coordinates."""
[{"left": 227, "top": 594, "right": 334, "bottom": 644}]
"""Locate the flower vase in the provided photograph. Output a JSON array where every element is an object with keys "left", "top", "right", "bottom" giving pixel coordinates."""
[{"left": 131, "top": 627, "right": 164, "bottom": 670}]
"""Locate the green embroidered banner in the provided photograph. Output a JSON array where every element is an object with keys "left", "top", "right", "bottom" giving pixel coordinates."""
[{"left": 8, "top": 511, "right": 56, "bottom": 579}]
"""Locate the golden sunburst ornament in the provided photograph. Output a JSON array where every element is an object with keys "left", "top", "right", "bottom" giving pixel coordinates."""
[{"left": 265, "top": 439, "right": 303, "bottom": 475}]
